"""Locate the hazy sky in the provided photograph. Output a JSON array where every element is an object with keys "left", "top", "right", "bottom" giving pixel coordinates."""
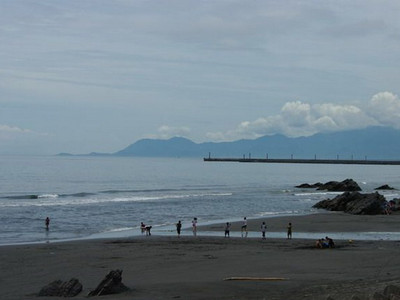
[{"left": 1, "top": 0, "right": 400, "bottom": 155}]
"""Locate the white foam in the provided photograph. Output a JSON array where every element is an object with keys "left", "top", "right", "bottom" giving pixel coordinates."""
[
  {"left": 0, "top": 192, "right": 233, "bottom": 207},
  {"left": 38, "top": 194, "right": 59, "bottom": 198}
]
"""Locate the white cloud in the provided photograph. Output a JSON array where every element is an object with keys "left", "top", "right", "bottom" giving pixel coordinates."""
[
  {"left": 0, "top": 125, "right": 34, "bottom": 138},
  {"left": 147, "top": 125, "right": 191, "bottom": 140},
  {"left": 0, "top": 124, "right": 50, "bottom": 155},
  {"left": 206, "top": 92, "right": 394, "bottom": 141},
  {"left": 367, "top": 92, "right": 400, "bottom": 128}
]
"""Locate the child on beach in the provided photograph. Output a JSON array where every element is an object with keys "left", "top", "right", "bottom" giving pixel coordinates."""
[
  {"left": 45, "top": 217, "right": 50, "bottom": 230},
  {"left": 224, "top": 222, "right": 231, "bottom": 237},
  {"left": 260, "top": 221, "right": 267, "bottom": 239},
  {"left": 176, "top": 220, "right": 182, "bottom": 237},
  {"left": 140, "top": 222, "right": 146, "bottom": 234},
  {"left": 145, "top": 225, "right": 152, "bottom": 236},
  {"left": 241, "top": 217, "right": 248, "bottom": 237},
  {"left": 192, "top": 217, "right": 197, "bottom": 236},
  {"left": 287, "top": 222, "right": 292, "bottom": 239}
]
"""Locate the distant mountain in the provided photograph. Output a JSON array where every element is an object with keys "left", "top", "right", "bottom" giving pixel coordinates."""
[{"left": 112, "top": 126, "right": 400, "bottom": 160}]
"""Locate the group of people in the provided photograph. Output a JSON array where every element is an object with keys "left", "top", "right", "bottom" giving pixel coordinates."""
[
  {"left": 159, "top": 217, "right": 294, "bottom": 239},
  {"left": 315, "top": 236, "right": 335, "bottom": 248}
]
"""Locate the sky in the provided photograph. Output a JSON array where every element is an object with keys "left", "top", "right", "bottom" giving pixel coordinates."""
[{"left": 1, "top": 0, "right": 400, "bottom": 155}]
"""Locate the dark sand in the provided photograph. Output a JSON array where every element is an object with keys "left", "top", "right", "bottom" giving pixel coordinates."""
[{"left": 1, "top": 212, "right": 400, "bottom": 300}]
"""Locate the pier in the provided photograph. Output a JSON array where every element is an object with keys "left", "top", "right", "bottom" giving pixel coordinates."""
[{"left": 203, "top": 157, "right": 400, "bottom": 165}]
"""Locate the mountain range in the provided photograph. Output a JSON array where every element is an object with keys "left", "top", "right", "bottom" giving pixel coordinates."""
[{"left": 60, "top": 126, "right": 400, "bottom": 160}]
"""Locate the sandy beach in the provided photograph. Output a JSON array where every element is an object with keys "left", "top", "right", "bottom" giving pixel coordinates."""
[{"left": 2, "top": 212, "right": 400, "bottom": 300}]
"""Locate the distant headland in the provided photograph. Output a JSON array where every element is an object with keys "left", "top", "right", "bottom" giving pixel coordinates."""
[{"left": 58, "top": 126, "right": 400, "bottom": 160}]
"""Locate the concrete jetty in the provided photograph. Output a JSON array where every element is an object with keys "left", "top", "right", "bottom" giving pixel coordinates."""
[{"left": 203, "top": 157, "right": 400, "bottom": 165}]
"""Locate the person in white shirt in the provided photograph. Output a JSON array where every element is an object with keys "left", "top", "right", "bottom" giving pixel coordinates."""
[{"left": 261, "top": 221, "right": 267, "bottom": 239}]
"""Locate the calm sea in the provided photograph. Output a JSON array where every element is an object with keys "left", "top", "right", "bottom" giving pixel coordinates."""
[{"left": 1, "top": 156, "right": 399, "bottom": 245}]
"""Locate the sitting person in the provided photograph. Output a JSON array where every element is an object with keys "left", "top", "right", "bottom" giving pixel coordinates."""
[
  {"left": 316, "top": 238, "right": 332, "bottom": 249},
  {"left": 316, "top": 239, "right": 323, "bottom": 248},
  {"left": 325, "top": 236, "right": 335, "bottom": 248}
]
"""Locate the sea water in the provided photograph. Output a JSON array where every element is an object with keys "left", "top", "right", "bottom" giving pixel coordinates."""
[{"left": 1, "top": 155, "right": 400, "bottom": 245}]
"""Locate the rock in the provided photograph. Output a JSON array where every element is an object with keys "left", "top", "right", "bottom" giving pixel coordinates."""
[
  {"left": 317, "top": 179, "right": 361, "bottom": 192},
  {"left": 296, "top": 182, "right": 323, "bottom": 188},
  {"left": 296, "top": 179, "right": 361, "bottom": 191},
  {"left": 313, "top": 191, "right": 387, "bottom": 215},
  {"left": 38, "top": 278, "right": 82, "bottom": 297},
  {"left": 38, "top": 280, "right": 63, "bottom": 297},
  {"left": 384, "top": 285, "right": 400, "bottom": 297},
  {"left": 375, "top": 184, "right": 395, "bottom": 190},
  {"left": 88, "top": 269, "right": 129, "bottom": 296}
]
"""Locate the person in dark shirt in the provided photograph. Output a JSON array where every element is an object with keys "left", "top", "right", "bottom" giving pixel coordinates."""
[{"left": 176, "top": 220, "right": 182, "bottom": 237}]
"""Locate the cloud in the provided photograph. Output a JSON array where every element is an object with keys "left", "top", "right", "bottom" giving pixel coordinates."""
[
  {"left": 147, "top": 125, "right": 191, "bottom": 140},
  {"left": 367, "top": 92, "right": 400, "bottom": 128},
  {"left": 0, "top": 125, "right": 33, "bottom": 138},
  {"left": 0, "top": 124, "right": 51, "bottom": 155},
  {"left": 206, "top": 92, "right": 398, "bottom": 141}
]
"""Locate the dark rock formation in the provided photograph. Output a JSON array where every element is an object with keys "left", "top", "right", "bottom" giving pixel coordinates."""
[
  {"left": 296, "top": 179, "right": 361, "bottom": 191},
  {"left": 88, "top": 269, "right": 129, "bottom": 296},
  {"left": 38, "top": 278, "right": 82, "bottom": 297},
  {"left": 313, "top": 191, "right": 386, "bottom": 215},
  {"left": 375, "top": 184, "right": 395, "bottom": 190},
  {"left": 295, "top": 182, "right": 323, "bottom": 188},
  {"left": 317, "top": 179, "right": 361, "bottom": 191}
]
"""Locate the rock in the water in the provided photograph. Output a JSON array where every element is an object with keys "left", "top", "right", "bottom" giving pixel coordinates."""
[
  {"left": 296, "top": 179, "right": 361, "bottom": 191},
  {"left": 317, "top": 179, "right": 361, "bottom": 192},
  {"left": 295, "top": 182, "right": 323, "bottom": 188},
  {"left": 38, "top": 278, "right": 82, "bottom": 297},
  {"left": 313, "top": 191, "right": 386, "bottom": 215},
  {"left": 375, "top": 184, "right": 395, "bottom": 190},
  {"left": 88, "top": 269, "right": 129, "bottom": 296}
]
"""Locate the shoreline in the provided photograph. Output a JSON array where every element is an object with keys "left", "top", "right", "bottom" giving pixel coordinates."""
[
  {"left": 198, "top": 210, "right": 400, "bottom": 233},
  {"left": 3, "top": 211, "right": 400, "bottom": 247}
]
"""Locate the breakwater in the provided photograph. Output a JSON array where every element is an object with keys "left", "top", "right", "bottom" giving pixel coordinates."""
[{"left": 203, "top": 157, "right": 400, "bottom": 165}]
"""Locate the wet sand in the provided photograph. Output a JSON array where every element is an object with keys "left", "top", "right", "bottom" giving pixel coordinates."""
[
  {"left": 1, "top": 212, "right": 400, "bottom": 300},
  {"left": 200, "top": 211, "right": 400, "bottom": 234}
]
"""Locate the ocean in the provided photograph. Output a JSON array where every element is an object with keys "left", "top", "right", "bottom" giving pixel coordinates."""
[{"left": 1, "top": 155, "right": 400, "bottom": 245}]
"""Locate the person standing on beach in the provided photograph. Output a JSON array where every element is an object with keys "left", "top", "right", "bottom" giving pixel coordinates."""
[
  {"left": 140, "top": 222, "right": 146, "bottom": 234},
  {"left": 287, "top": 222, "right": 292, "bottom": 239},
  {"left": 192, "top": 217, "right": 197, "bottom": 236},
  {"left": 176, "top": 220, "right": 182, "bottom": 237},
  {"left": 261, "top": 221, "right": 267, "bottom": 239},
  {"left": 241, "top": 217, "right": 248, "bottom": 237},
  {"left": 45, "top": 217, "right": 50, "bottom": 230},
  {"left": 224, "top": 222, "right": 231, "bottom": 237}
]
